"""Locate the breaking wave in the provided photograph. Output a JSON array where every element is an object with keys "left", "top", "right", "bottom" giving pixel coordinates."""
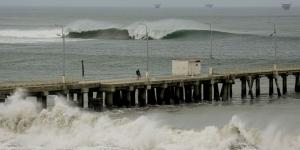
[
  {"left": 67, "top": 29, "right": 233, "bottom": 40},
  {"left": 66, "top": 19, "right": 237, "bottom": 40},
  {"left": 0, "top": 19, "right": 241, "bottom": 43},
  {"left": 1, "top": 89, "right": 300, "bottom": 150}
]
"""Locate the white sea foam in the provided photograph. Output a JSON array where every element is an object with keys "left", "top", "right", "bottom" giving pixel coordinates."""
[{"left": 0, "top": 89, "right": 300, "bottom": 150}]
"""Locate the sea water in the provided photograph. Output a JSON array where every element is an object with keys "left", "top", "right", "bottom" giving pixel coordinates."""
[{"left": 0, "top": 7, "right": 300, "bottom": 150}]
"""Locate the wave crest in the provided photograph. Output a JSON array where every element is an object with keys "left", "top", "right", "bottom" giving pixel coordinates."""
[{"left": 65, "top": 19, "right": 236, "bottom": 40}]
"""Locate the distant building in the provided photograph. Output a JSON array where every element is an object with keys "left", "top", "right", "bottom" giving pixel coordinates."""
[{"left": 172, "top": 59, "right": 201, "bottom": 76}]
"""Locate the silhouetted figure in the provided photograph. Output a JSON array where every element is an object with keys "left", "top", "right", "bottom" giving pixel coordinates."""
[{"left": 136, "top": 69, "right": 141, "bottom": 80}]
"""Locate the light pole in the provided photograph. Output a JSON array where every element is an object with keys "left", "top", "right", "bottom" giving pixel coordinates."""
[
  {"left": 273, "top": 23, "right": 278, "bottom": 71},
  {"left": 208, "top": 23, "right": 213, "bottom": 76},
  {"left": 139, "top": 23, "right": 149, "bottom": 80},
  {"left": 268, "top": 23, "right": 278, "bottom": 71},
  {"left": 55, "top": 25, "right": 66, "bottom": 83}
]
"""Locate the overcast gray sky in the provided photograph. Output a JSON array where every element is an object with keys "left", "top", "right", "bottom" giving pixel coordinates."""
[{"left": 0, "top": 0, "right": 299, "bottom": 7}]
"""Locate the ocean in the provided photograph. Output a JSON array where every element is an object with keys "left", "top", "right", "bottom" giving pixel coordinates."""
[{"left": 0, "top": 6, "right": 300, "bottom": 150}]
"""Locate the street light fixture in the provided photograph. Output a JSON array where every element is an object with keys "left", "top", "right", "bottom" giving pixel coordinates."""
[
  {"left": 268, "top": 22, "right": 278, "bottom": 71},
  {"left": 207, "top": 23, "right": 213, "bottom": 76},
  {"left": 139, "top": 23, "right": 149, "bottom": 80},
  {"left": 55, "top": 24, "right": 66, "bottom": 83}
]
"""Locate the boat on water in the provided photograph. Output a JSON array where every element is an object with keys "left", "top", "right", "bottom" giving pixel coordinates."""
[
  {"left": 205, "top": 4, "right": 214, "bottom": 8},
  {"left": 281, "top": 3, "right": 291, "bottom": 10},
  {"left": 154, "top": 4, "right": 161, "bottom": 8}
]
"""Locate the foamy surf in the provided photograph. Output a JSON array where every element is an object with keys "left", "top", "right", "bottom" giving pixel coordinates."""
[{"left": 0, "top": 89, "right": 300, "bottom": 150}]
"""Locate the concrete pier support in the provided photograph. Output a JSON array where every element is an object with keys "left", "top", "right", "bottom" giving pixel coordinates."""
[
  {"left": 193, "top": 83, "right": 201, "bottom": 103},
  {"left": 255, "top": 77, "right": 261, "bottom": 97},
  {"left": 268, "top": 76, "right": 274, "bottom": 96},
  {"left": 156, "top": 87, "right": 165, "bottom": 105},
  {"left": 229, "top": 83, "right": 233, "bottom": 98},
  {"left": 0, "top": 95, "right": 5, "bottom": 103},
  {"left": 93, "top": 91, "right": 103, "bottom": 111},
  {"left": 241, "top": 77, "right": 247, "bottom": 99},
  {"left": 82, "top": 88, "right": 89, "bottom": 108},
  {"left": 167, "top": 87, "right": 174, "bottom": 104},
  {"left": 77, "top": 91, "right": 84, "bottom": 108},
  {"left": 164, "top": 87, "right": 172, "bottom": 105},
  {"left": 281, "top": 74, "right": 287, "bottom": 95},
  {"left": 175, "top": 86, "right": 184, "bottom": 104},
  {"left": 36, "top": 91, "right": 48, "bottom": 109},
  {"left": 68, "top": 92, "right": 74, "bottom": 101},
  {"left": 113, "top": 90, "right": 122, "bottom": 107},
  {"left": 138, "top": 88, "right": 146, "bottom": 107},
  {"left": 105, "top": 91, "right": 114, "bottom": 108},
  {"left": 214, "top": 83, "right": 220, "bottom": 101},
  {"left": 295, "top": 73, "right": 300, "bottom": 92},
  {"left": 148, "top": 87, "right": 156, "bottom": 105},
  {"left": 184, "top": 85, "right": 193, "bottom": 103},
  {"left": 246, "top": 77, "right": 254, "bottom": 99},
  {"left": 88, "top": 91, "right": 94, "bottom": 108},
  {"left": 221, "top": 82, "right": 228, "bottom": 101},
  {"left": 121, "top": 90, "right": 129, "bottom": 107},
  {"left": 129, "top": 88, "right": 136, "bottom": 106},
  {"left": 203, "top": 82, "right": 213, "bottom": 101},
  {"left": 274, "top": 77, "right": 282, "bottom": 97}
]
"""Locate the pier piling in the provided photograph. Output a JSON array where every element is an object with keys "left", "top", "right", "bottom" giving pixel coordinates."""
[
  {"left": 281, "top": 74, "right": 287, "bottom": 95},
  {"left": 221, "top": 82, "right": 228, "bottom": 101},
  {"left": 255, "top": 77, "right": 261, "bottom": 97},
  {"left": 0, "top": 95, "right": 5, "bottom": 103},
  {"left": 185, "top": 85, "right": 193, "bottom": 103},
  {"left": 36, "top": 91, "right": 48, "bottom": 109},
  {"left": 246, "top": 77, "right": 254, "bottom": 99},
  {"left": 193, "top": 83, "right": 200, "bottom": 103},
  {"left": 214, "top": 83, "right": 220, "bottom": 101},
  {"left": 241, "top": 77, "right": 247, "bottom": 99},
  {"left": 274, "top": 77, "right": 282, "bottom": 97},
  {"left": 138, "top": 88, "right": 146, "bottom": 107},
  {"left": 77, "top": 90, "right": 84, "bottom": 108},
  {"left": 295, "top": 73, "right": 300, "bottom": 92},
  {"left": 105, "top": 91, "right": 114, "bottom": 108},
  {"left": 175, "top": 86, "right": 184, "bottom": 104},
  {"left": 148, "top": 87, "right": 156, "bottom": 105},
  {"left": 268, "top": 76, "right": 274, "bottom": 96}
]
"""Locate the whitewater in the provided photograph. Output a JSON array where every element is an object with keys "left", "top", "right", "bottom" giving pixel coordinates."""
[{"left": 0, "top": 89, "right": 300, "bottom": 150}]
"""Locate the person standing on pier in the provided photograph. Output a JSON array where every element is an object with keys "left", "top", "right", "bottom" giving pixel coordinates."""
[{"left": 136, "top": 69, "right": 141, "bottom": 80}]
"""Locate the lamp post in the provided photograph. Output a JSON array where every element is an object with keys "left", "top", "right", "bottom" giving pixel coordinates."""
[
  {"left": 208, "top": 23, "right": 213, "bottom": 76},
  {"left": 268, "top": 23, "right": 278, "bottom": 71},
  {"left": 273, "top": 23, "right": 278, "bottom": 71},
  {"left": 139, "top": 23, "right": 149, "bottom": 80},
  {"left": 55, "top": 25, "right": 66, "bottom": 83}
]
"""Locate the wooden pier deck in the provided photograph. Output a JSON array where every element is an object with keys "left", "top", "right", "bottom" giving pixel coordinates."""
[{"left": 1, "top": 66, "right": 300, "bottom": 110}]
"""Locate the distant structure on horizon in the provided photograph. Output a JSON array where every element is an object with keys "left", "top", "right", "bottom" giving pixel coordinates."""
[
  {"left": 281, "top": 3, "right": 291, "bottom": 10},
  {"left": 154, "top": 4, "right": 161, "bottom": 8},
  {"left": 205, "top": 4, "right": 214, "bottom": 8}
]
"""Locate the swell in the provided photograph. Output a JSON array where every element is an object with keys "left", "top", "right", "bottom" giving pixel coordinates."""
[{"left": 67, "top": 28, "right": 236, "bottom": 40}]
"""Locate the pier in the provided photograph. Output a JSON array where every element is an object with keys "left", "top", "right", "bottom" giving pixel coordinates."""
[{"left": 0, "top": 66, "right": 300, "bottom": 111}]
